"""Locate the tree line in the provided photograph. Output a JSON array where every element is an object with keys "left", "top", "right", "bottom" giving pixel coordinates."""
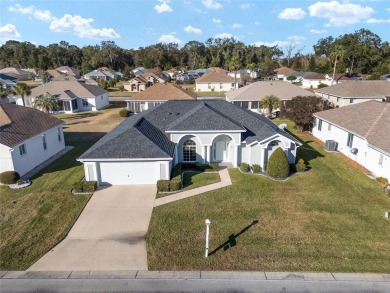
[{"left": 0, "top": 28, "right": 388, "bottom": 78}]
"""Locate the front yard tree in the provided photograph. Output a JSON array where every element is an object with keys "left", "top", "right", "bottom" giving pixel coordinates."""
[
  {"left": 12, "top": 82, "right": 31, "bottom": 106},
  {"left": 260, "top": 95, "right": 280, "bottom": 114},
  {"left": 266, "top": 147, "right": 289, "bottom": 179},
  {"left": 33, "top": 94, "right": 60, "bottom": 113},
  {"left": 329, "top": 45, "right": 346, "bottom": 84},
  {"left": 281, "top": 95, "right": 330, "bottom": 131},
  {"left": 0, "top": 82, "right": 8, "bottom": 99}
]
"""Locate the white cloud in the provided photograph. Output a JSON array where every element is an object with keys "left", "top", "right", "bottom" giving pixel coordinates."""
[
  {"left": 184, "top": 25, "right": 202, "bottom": 34},
  {"left": 34, "top": 10, "right": 54, "bottom": 22},
  {"left": 279, "top": 8, "right": 306, "bottom": 20},
  {"left": 240, "top": 3, "right": 253, "bottom": 10},
  {"left": 8, "top": 4, "right": 34, "bottom": 14},
  {"left": 202, "top": 0, "right": 222, "bottom": 10},
  {"left": 214, "top": 33, "right": 234, "bottom": 39},
  {"left": 232, "top": 23, "right": 243, "bottom": 29},
  {"left": 366, "top": 18, "right": 390, "bottom": 23},
  {"left": 8, "top": 4, "right": 54, "bottom": 22},
  {"left": 212, "top": 18, "right": 221, "bottom": 24},
  {"left": 252, "top": 40, "right": 292, "bottom": 47},
  {"left": 288, "top": 35, "right": 306, "bottom": 41},
  {"left": 0, "top": 24, "right": 21, "bottom": 44},
  {"left": 154, "top": 0, "right": 172, "bottom": 13},
  {"left": 50, "top": 14, "right": 120, "bottom": 39},
  {"left": 158, "top": 34, "right": 182, "bottom": 44},
  {"left": 309, "top": 1, "right": 374, "bottom": 26},
  {"left": 310, "top": 29, "right": 327, "bottom": 34}
]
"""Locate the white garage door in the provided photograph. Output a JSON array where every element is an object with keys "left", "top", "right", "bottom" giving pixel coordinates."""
[{"left": 99, "top": 161, "right": 161, "bottom": 185}]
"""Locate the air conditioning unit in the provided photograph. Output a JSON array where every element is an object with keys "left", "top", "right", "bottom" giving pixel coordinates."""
[{"left": 325, "top": 140, "right": 338, "bottom": 151}]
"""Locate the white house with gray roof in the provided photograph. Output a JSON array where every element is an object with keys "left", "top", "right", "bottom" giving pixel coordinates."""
[
  {"left": 313, "top": 101, "right": 390, "bottom": 181},
  {"left": 78, "top": 100, "right": 300, "bottom": 186}
]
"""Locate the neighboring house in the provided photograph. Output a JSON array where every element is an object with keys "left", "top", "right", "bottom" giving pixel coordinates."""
[
  {"left": 302, "top": 73, "right": 327, "bottom": 89},
  {"left": 55, "top": 66, "right": 81, "bottom": 78},
  {"left": 78, "top": 100, "right": 300, "bottom": 186},
  {"left": 132, "top": 67, "right": 148, "bottom": 76},
  {"left": 17, "top": 80, "right": 109, "bottom": 113},
  {"left": 380, "top": 74, "right": 390, "bottom": 81},
  {"left": 141, "top": 71, "right": 165, "bottom": 84},
  {"left": 225, "top": 81, "right": 315, "bottom": 113},
  {"left": 208, "top": 67, "right": 228, "bottom": 75},
  {"left": 324, "top": 73, "right": 353, "bottom": 85},
  {"left": 314, "top": 80, "right": 390, "bottom": 107},
  {"left": 312, "top": 101, "right": 390, "bottom": 181},
  {"left": 275, "top": 67, "right": 296, "bottom": 80},
  {"left": 46, "top": 69, "right": 63, "bottom": 79},
  {"left": 227, "top": 70, "right": 250, "bottom": 80},
  {"left": 124, "top": 75, "right": 150, "bottom": 92},
  {"left": 0, "top": 73, "right": 18, "bottom": 89},
  {"left": 0, "top": 67, "right": 30, "bottom": 80},
  {"left": 126, "top": 83, "right": 196, "bottom": 113},
  {"left": 195, "top": 72, "right": 237, "bottom": 92},
  {"left": 83, "top": 68, "right": 123, "bottom": 81},
  {"left": 0, "top": 104, "right": 65, "bottom": 176}
]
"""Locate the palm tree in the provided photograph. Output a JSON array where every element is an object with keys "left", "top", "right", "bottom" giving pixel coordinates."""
[
  {"left": 0, "top": 82, "right": 8, "bottom": 99},
  {"left": 12, "top": 82, "right": 31, "bottom": 106},
  {"left": 228, "top": 53, "right": 241, "bottom": 89},
  {"left": 329, "top": 45, "right": 346, "bottom": 85},
  {"left": 260, "top": 95, "right": 280, "bottom": 115},
  {"left": 33, "top": 94, "right": 60, "bottom": 113}
]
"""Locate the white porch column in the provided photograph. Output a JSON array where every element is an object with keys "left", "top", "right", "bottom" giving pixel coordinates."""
[
  {"left": 206, "top": 145, "right": 211, "bottom": 164},
  {"left": 233, "top": 145, "right": 239, "bottom": 167},
  {"left": 175, "top": 145, "right": 179, "bottom": 164},
  {"left": 202, "top": 146, "right": 206, "bottom": 164}
]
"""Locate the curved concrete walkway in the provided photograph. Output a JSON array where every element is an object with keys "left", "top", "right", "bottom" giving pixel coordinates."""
[
  {"left": 154, "top": 168, "right": 232, "bottom": 207},
  {"left": 28, "top": 185, "right": 156, "bottom": 271}
]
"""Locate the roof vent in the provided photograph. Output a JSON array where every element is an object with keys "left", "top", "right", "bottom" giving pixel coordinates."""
[{"left": 278, "top": 123, "right": 287, "bottom": 131}]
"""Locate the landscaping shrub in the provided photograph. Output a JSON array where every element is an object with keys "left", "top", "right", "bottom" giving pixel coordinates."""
[
  {"left": 157, "top": 180, "right": 170, "bottom": 192},
  {"left": 0, "top": 171, "right": 20, "bottom": 184},
  {"left": 83, "top": 181, "right": 97, "bottom": 193},
  {"left": 170, "top": 178, "right": 181, "bottom": 191},
  {"left": 72, "top": 182, "right": 83, "bottom": 193},
  {"left": 119, "top": 109, "right": 129, "bottom": 117},
  {"left": 295, "top": 158, "right": 306, "bottom": 172},
  {"left": 252, "top": 164, "right": 261, "bottom": 173},
  {"left": 240, "top": 162, "right": 249, "bottom": 172},
  {"left": 376, "top": 177, "right": 388, "bottom": 184},
  {"left": 266, "top": 147, "right": 289, "bottom": 179},
  {"left": 317, "top": 83, "right": 328, "bottom": 89}
]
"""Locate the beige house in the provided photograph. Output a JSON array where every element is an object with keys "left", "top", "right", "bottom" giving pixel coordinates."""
[
  {"left": 315, "top": 80, "right": 390, "bottom": 107},
  {"left": 126, "top": 83, "right": 196, "bottom": 113},
  {"left": 195, "top": 72, "right": 237, "bottom": 92},
  {"left": 124, "top": 76, "right": 150, "bottom": 92},
  {"left": 225, "top": 80, "right": 314, "bottom": 113}
]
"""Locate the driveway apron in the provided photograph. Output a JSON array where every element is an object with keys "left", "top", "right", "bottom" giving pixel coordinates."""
[{"left": 28, "top": 185, "right": 156, "bottom": 271}]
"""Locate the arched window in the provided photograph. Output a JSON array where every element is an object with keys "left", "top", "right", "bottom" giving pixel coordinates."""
[
  {"left": 183, "top": 140, "right": 196, "bottom": 162},
  {"left": 268, "top": 140, "right": 281, "bottom": 148}
]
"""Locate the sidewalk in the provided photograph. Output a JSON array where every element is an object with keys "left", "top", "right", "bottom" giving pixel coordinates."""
[{"left": 154, "top": 168, "right": 232, "bottom": 207}]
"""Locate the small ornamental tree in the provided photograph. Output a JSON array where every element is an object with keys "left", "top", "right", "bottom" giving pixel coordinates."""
[
  {"left": 266, "top": 147, "right": 289, "bottom": 179},
  {"left": 287, "top": 75, "right": 297, "bottom": 81}
]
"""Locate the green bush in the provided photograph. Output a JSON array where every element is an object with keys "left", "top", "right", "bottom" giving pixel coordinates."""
[
  {"left": 73, "top": 182, "right": 83, "bottom": 193},
  {"left": 170, "top": 178, "right": 181, "bottom": 191},
  {"left": 119, "top": 109, "right": 130, "bottom": 117},
  {"left": 157, "top": 180, "right": 170, "bottom": 192},
  {"left": 252, "top": 164, "right": 261, "bottom": 173},
  {"left": 295, "top": 158, "right": 306, "bottom": 172},
  {"left": 83, "top": 181, "right": 97, "bottom": 193},
  {"left": 317, "top": 83, "right": 328, "bottom": 89},
  {"left": 266, "top": 147, "right": 290, "bottom": 179},
  {"left": 376, "top": 177, "right": 388, "bottom": 184},
  {"left": 240, "top": 162, "right": 249, "bottom": 172},
  {"left": 0, "top": 171, "right": 20, "bottom": 184}
]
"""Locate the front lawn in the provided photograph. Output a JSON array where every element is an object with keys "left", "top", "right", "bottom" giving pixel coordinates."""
[
  {"left": 182, "top": 172, "right": 220, "bottom": 190},
  {"left": 147, "top": 124, "right": 390, "bottom": 272}
]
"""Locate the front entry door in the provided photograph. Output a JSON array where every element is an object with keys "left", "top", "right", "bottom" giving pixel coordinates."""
[{"left": 213, "top": 141, "right": 228, "bottom": 162}]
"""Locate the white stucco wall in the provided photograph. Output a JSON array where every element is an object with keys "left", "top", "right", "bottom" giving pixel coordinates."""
[
  {"left": 93, "top": 93, "right": 109, "bottom": 110},
  {"left": 196, "top": 82, "right": 235, "bottom": 92},
  {"left": 1, "top": 126, "right": 65, "bottom": 176},
  {"left": 315, "top": 92, "right": 384, "bottom": 107},
  {"left": 312, "top": 117, "right": 390, "bottom": 181},
  {"left": 0, "top": 144, "right": 15, "bottom": 172}
]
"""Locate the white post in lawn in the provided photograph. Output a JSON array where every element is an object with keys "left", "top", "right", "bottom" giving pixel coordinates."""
[{"left": 205, "top": 219, "right": 211, "bottom": 257}]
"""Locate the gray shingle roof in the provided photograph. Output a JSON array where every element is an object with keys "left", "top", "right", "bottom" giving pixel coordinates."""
[
  {"left": 0, "top": 104, "right": 64, "bottom": 147},
  {"left": 314, "top": 101, "right": 390, "bottom": 154},
  {"left": 315, "top": 80, "right": 390, "bottom": 98},
  {"left": 79, "top": 100, "right": 299, "bottom": 160}
]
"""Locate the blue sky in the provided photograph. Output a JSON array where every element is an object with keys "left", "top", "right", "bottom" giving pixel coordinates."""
[{"left": 1, "top": 0, "right": 389, "bottom": 54}]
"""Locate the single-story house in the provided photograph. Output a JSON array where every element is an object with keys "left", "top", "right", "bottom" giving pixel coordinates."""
[
  {"left": 324, "top": 73, "right": 353, "bottom": 85},
  {"left": 140, "top": 71, "right": 165, "bottom": 84},
  {"left": 195, "top": 72, "right": 237, "bottom": 92},
  {"left": 225, "top": 80, "right": 315, "bottom": 113},
  {"left": 314, "top": 80, "right": 390, "bottom": 107},
  {"left": 208, "top": 67, "right": 228, "bottom": 75},
  {"left": 126, "top": 83, "right": 196, "bottom": 113},
  {"left": 274, "top": 67, "right": 296, "bottom": 80},
  {"left": 124, "top": 75, "right": 150, "bottom": 92},
  {"left": 132, "top": 67, "right": 148, "bottom": 76},
  {"left": 83, "top": 68, "right": 123, "bottom": 81},
  {"left": 302, "top": 73, "right": 327, "bottom": 89},
  {"left": 0, "top": 73, "right": 17, "bottom": 90},
  {"left": 312, "top": 101, "right": 390, "bottom": 181},
  {"left": 227, "top": 70, "right": 250, "bottom": 80},
  {"left": 0, "top": 67, "right": 30, "bottom": 80},
  {"left": 56, "top": 66, "right": 81, "bottom": 78},
  {"left": 0, "top": 104, "right": 65, "bottom": 176},
  {"left": 17, "top": 80, "right": 109, "bottom": 113},
  {"left": 380, "top": 74, "right": 390, "bottom": 81},
  {"left": 78, "top": 100, "right": 300, "bottom": 186}
]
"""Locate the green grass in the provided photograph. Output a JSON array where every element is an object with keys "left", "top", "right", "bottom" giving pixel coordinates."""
[
  {"left": 147, "top": 123, "right": 390, "bottom": 272},
  {"left": 196, "top": 91, "right": 226, "bottom": 97},
  {"left": 0, "top": 131, "right": 102, "bottom": 270},
  {"left": 182, "top": 172, "right": 220, "bottom": 190}
]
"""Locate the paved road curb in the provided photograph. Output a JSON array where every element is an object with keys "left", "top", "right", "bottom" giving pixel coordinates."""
[{"left": 1, "top": 271, "right": 389, "bottom": 282}]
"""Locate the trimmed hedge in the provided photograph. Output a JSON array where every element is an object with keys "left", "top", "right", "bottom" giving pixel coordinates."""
[
  {"left": 376, "top": 177, "right": 388, "bottom": 184},
  {"left": 295, "top": 158, "right": 306, "bottom": 172},
  {"left": 266, "top": 147, "right": 289, "bottom": 179},
  {"left": 170, "top": 178, "right": 182, "bottom": 191},
  {"left": 0, "top": 171, "right": 21, "bottom": 184},
  {"left": 72, "top": 181, "right": 98, "bottom": 193},
  {"left": 252, "top": 164, "right": 261, "bottom": 173},
  {"left": 157, "top": 180, "right": 170, "bottom": 192},
  {"left": 72, "top": 182, "right": 83, "bottom": 193},
  {"left": 119, "top": 109, "right": 130, "bottom": 117},
  {"left": 240, "top": 162, "right": 249, "bottom": 172}
]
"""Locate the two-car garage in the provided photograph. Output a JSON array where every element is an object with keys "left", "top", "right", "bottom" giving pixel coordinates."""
[{"left": 83, "top": 160, "right": 172, "bottom": 186}]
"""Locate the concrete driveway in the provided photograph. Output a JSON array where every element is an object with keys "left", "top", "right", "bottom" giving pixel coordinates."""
[{"left": 28, "top": 185, "right": 156, "bottom": 271}]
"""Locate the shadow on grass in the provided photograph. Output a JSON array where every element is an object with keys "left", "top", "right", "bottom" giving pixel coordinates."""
[
  {"left": 208, "top": 220, "right": 258, "bottom": 256},
  {"left": 108, "top": 100, "right": 127, "bottom": 108},
  {"left": 284, "top": 129, "right": 324, "bottom": 164}
]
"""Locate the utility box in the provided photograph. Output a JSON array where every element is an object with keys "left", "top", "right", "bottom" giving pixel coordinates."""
[{"left": 325, "top": 140, "right": 338, "bottom": 151}]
